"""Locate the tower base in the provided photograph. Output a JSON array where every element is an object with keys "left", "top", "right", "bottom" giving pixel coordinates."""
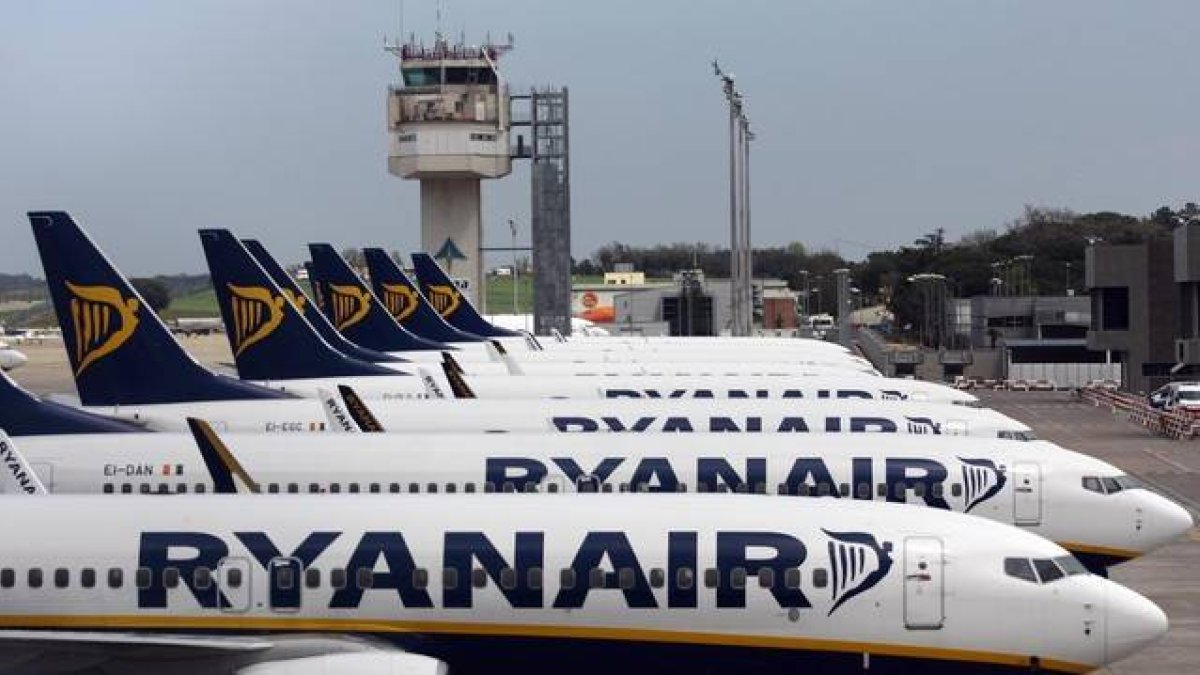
[{"left": 420, "top": 179, "right": 483, "bottom": 305}]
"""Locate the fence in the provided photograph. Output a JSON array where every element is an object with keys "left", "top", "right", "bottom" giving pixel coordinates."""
[{"left": 1078, "top": 387, "right": 1200, "bottom": 441}]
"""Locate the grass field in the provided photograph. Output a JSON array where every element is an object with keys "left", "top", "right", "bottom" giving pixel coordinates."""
[{"left": 160, "top": 288, "right": 219, "bottom": 319}]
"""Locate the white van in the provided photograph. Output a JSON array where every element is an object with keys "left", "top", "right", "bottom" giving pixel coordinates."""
[{"left": 1164, "top": 382, "right": 1200, "bottom": 411}]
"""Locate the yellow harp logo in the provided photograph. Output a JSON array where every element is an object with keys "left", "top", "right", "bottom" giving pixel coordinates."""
[
  {"left": 425, "top": 284, "right": 461, "bottom": 318},
  {"left": 380, "top": 283, "right": 419, "bottom": 322},
  {"left": 328, "top": 283, "right": 373, "bottom": 331},
  {"left": 65, "top": 282, "right": 140, "bottom": 377},
  {"left": 226, "top": 284, "right": 286, "bottom": 357}
]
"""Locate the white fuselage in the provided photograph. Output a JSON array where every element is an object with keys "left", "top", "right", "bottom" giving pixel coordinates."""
[
  {"left": 0, "top": 494, "right": 1167, "bottom": 674},
  {"left": 10, "top": 434, "right": 1191, "bottom": 568}
]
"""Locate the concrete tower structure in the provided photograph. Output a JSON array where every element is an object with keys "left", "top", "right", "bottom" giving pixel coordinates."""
[{"left": 386, "top": 36, "right": 512, "bottom": 303}]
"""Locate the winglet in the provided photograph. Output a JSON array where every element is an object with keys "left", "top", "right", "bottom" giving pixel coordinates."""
[
  {"left": 318, "top": 387, "right": 358, "bottom": 433},
  {"left": 440, "top": 355, "right": 477, "bottom": 399},
  {"left": 337, "top": 385, "right": 386, "bottom": 432},
  {"left": 186, "top": 418, "right": 259, "bottom": 494},
  {"left": 0, "top": 430, "right": 47, "bottom": 495},
  {"left": 417, "top": 367, "right": 446, "bottom": 399},
  {"left": 489, "top": 340, "right": 525, "bottom": 375}
]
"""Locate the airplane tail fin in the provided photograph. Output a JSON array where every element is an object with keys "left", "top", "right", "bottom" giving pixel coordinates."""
[
  {"left": 441, "top": 354, "right": 477, "bottom": 399},
  {"left": 0, "top": 431, "right": 48, "bottom": 495},
  {"left": 199, "top": 229, "right": 397, "bottom": 381},
  {"left": 28, "top": 212, "right": 289, "bottom": 406},
  {"left": 187, "top": 417, "right": 260, "bottom": 494},
  {"left": 308, "top": 244, "right": 449, "bottom": 353},
  {"left": 242, "top": 239, "right": 405, "bottom": 365},
  {"left": 362, "top": 247, "right": 484, "bottom": 344},
  {"left": 0, "top": 371, "right": 146, "bottom": 435},
  {"left": 410, "top": 252, "right": 522, "bottom": 338},
  {"left": 337, "top": 385, "right": 385, "bottom": 432}
]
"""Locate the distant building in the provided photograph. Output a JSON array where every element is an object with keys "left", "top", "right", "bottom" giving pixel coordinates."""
[{"left": 1087, "top": 227, "right": 1200, "bottom": 393}]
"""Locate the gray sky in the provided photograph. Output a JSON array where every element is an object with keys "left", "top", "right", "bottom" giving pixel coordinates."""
[{"left": 2, "top": 0, "right": 1197, "bottom": 275}]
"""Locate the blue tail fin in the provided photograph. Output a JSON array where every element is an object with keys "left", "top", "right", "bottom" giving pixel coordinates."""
[
  {"left": 241, "top": 240, "right": 405, "bottom": 364},
  {"left": 411, "top": 252, "right": 522, "bottom": 338},
  {"left": 307, "top": 243, "right": 449, "bottom": 353},
  {"left": 0, "top": 372, "right": 146, "bottom": 435},
  {"left": 199, "top": 229, "right": 401, "bottom": 381},
  {"left": 28, "top": 211, "right": 290, "bottom": 405},
  {"left": 362, "top": 248, "right": 485, "bottom": 344}
]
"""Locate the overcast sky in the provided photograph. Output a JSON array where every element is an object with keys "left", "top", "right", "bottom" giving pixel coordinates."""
[{"left": 1, "top": 1, "right": 1197, "bottom": 275}]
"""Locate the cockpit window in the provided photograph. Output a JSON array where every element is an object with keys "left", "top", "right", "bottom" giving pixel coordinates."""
[
  {"left": 1032, "top": 558, "right": 1064, "bottom": 583},
  {"left": 997, "top": 430, "right": 1038, "bottom": 441},
  {"left": 1004, "top": 557, "right": 1038, "bottom": 583},
  {"left": 1053, "top": 555, "right": 1089, "bottom": 576},
  {"left": 1083, "top": 474, "right": 1144, "bottom": 494}
]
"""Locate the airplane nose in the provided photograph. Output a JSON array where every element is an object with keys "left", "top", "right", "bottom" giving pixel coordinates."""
[
  {"left": 1141, "top": 494, "right": 1195, "bottom": 553},
  {"left": 1105, "top": 581, "right": 1168, "bottom": 664}
]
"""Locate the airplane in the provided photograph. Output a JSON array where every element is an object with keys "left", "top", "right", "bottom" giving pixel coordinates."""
[
  {"left": 0, "top": 407, "right": 1189, "bottom": 574},
  {"left": 231, "top": 238, "right": 869, "bottom": 379},
  {"left": 0, "top": 458, "right": 1169, "bottom": 674}
]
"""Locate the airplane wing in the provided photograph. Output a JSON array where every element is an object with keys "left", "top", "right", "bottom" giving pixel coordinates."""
[{"left": 0, "top": 630, "right": 447, "bottom": 675}]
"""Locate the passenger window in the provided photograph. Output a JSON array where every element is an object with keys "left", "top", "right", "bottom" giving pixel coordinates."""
[
  {"left": 649, "top": 568, "right": 665, "bottom": 588},
  {"left": 225, "top": 568, "right": 242, "bottom": 588},
  {"left": 465, "top": 483, "right": 477, "bottom": 494},
  {"left": 777, "top": 483, "right": 789, "bottom": 495},
  {"left": 678, "top": 482, "right": 689, "bottom": 493},
  {"left": 931, "top": 483, "right": 944, "bottom": 498},
  {"left": 356, "top": 568, "right": 373, "bottom": 589},
  {"left": 560, "top": 569, "right": 576, "bottom": 590},
  {"left": 730, "top": 567, "right": 747, "bottom": 589},
  {"left": 472, "top": 568, "right": 487, "bottom": 589},
  {"left": 267, "top": 483, "right": 279, "bottom": 494},
  {"left": 839, "top": 483, "right": 850, "bottom": 497},
  {"left": 176, "top": 484, "right": 187, "bottom": 494},
  {"left": 704, "top": 568, "right": 718, "bottom": 589},
  {"left": 876, "top": 483, "right": 887, "bottom": 498},
  {"left": 856, "top": 483, "right": 870, "bottom": 499},
  {"left": 195, "top": 483, "right": 206, "bottom": 494},
  {"left": 329, "top": 484, "right": 341, "bottom": 494},
  {"left": 442, "top": 568, "right": 458, "bottom": 590},
  {"left": 409, "top": 483, "right": 420, "bottom": 493},
  {"left": 331, "top": 568, "right": 346, "bottom": 590},
  {"left": 139, "top": 484, "right": 150, "bottom": 494},
  {"left": 601, "top": 483, "right": 613, "bottom": 493},
  {"left": 893, "top": 483, "right": 906, "bottom": 499},
  {"left": 196, "top": 567, "right": 213, "bottom": 590},
  {"left": 547, "top": 482, "right": 558, "bottom": 494},
  {"left": 587, "top": 568, "right": 605, "bottom": 589},
  {"left": 484, "top": 482, "right": 496, "bottom": 493},
  {"left": 103, "top": 484, "right": 114, "bottom": 494},
  {"left": 428, "top": 483, "right": 439, "bottom": 493},
  {"left": 1004, "top": 557, "right": 1037, "bottom": 583},
  {"left": 81, "top": 568, "right": 96, "bottom": 589},
  {"left": 288, "top": 483, "right": 299, "bottom": 494},
  {"left": 28, "top": 569, "right": 43, "bottom": 588},
  {"left": 1032, "top": 558, "right": 1064, "bottom": 584},
  {"left": 500, "top": 568, "right": 517, "bottom": 591},
  {"left": 951, "top": 483, "right": 962, "bottom": 497},
  {"left": 135, "top": 568, "right": 152, "bottom": 590},
  {"left": 812, "top": 568, "right": 828, "bottom": 588},
  {"left": 785, "top": 568, "right": 802, "bottom": 590},
  {"left": 163, "top": 567, "right": 180, "bottom": 589},
  {"left": 389, "top": 483, "right": 401, "bottom": 493},
  {"left": 446, "top": 483, "right": 457, "bottom": 494},
  {"left": 676, "top": 567, "right": 694, "bottom": 590},
  {"left": 309, "top": 483, "right": 320, "bottom": 494},
  {"left": 0, "top": 569, "right": 13, "bottom": 588},
  {"left": 108, "top": 568, "right": 123, "bottom": 588},
  {"left": 54, "top": 568, "right": 69, "bottom": 588},
  {"left": 913, "top": 482, "right": 926, "bottom": 497},
  {"left": 369, "top": 483, "right": 381, "bottom": 493},
  {"left": 413, "top": 569, "right": 429, "bottom": 590},
  {"left": 348, "top": 483, "right": 360, "bottom": 494},
  {"left": 121, "top": 484, "right": 132, "bottom": 494},
  {"left": 528, "top": 567, "right": 543, "bottom": 590},
  {"left": 502, "top": 482, "right": 515, "bottom": 493},
  {"left": 758, "top": 568, "right": 774, "bottom": 588},
  {"left": 618, "top": 567, "right": 636, "bottom": 590},
  {"left": 817, "top": 483, "right": 831, "bottom": 497}
]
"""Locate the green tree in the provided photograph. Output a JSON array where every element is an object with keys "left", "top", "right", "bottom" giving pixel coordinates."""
[{"left": 131, "top": 277, "right": 171, "bottom": 313}]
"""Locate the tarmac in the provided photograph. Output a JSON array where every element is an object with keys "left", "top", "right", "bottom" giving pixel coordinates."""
[{"left": 5, "top": 336, "right": 1198, "bottom": 674}]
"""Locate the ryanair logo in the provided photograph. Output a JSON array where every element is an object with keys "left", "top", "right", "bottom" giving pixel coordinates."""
[
  {"left": 380, "top": 283, "right": 419, "bottom": 322},
  {"left": 226, "top": 284, "right": 286, "bottom": 357},
  {"left": 958, "top": 457, "right": 1007, "bottom": 513},
  {"left": 823, "top": 529, "right": 893, "bottom": 616},
  {"left": 65, "top": 282, "right": 140, "bottom": 376},
  {"left": 328, "top": 283, "right": 372, "bottom": 331},
  {"left": 425, "top": 283, "right": 461, "bottom": 318}
]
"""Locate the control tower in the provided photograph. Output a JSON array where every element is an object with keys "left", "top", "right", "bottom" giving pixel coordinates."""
[{"left": 386, "top": 35, "right": 513, "bottom": 303}]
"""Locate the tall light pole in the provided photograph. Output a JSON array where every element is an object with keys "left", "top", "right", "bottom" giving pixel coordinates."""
[
  {"left": 507, "top": 218, "right": 520, "bottom": 316},
  {"left": 714, "top": 60, "right": 752, "bottom": 336}
]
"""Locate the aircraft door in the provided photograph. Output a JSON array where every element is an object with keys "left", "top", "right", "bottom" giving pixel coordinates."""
[
  {"left": 903, "top": 536, "right": 944, "bottom": 629},
  {"left": 268, "top": 557, "right": 301, "bottom": 612},
  {"left": 217, "top": 557, "right": 252, "bottom": 613},
  {"left": 1012, "top": 462, "right": 1042, "bottom": 525}
]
